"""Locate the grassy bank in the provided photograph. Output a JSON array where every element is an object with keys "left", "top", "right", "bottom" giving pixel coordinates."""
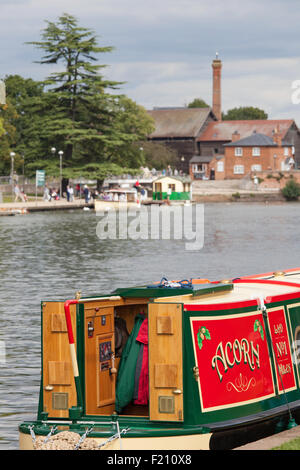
[{"left": 273, "top": 437, "right": 300, "bottom": 450}]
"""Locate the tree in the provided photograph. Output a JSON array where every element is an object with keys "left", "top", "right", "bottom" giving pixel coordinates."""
[
  {"left": 103, "top": 95, "right": 155, "bottom": 168},
  {"left": 139, "top": 141, "right": 177, "bottom": 170},
  {"left": 0, "top": 98, "right": 23, "bottom": 175},
  {"left": 187, "top": 98, "right": 209, "bottom": 108},
  {"left": 222, "top": 106, "right": 268, "bottom": 121},
  {"left": 27, "top": 13, "right": 122, "bottom": 165},
  {"left": 25, "top": 12, "right": 155, "bottom": 180},
  {"left": 282, "top": 178, "right": 300, "bottom": 201},
  {"left": 4, "top": 75, "right": 46, "bottom": 172}
]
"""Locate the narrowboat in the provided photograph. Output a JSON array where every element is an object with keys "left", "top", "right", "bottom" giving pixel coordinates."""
[{"left": 19, "top": 269, "right": 300, "bottom": 450}]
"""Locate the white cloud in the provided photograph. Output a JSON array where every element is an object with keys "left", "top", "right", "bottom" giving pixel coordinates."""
[{"left": 2, "top": 1, "right": 300, "bottom": 124}]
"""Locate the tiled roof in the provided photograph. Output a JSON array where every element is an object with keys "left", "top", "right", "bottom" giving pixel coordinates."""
[
  {"left": 190, "top": 155, "right": 213, "bottom": 163},
  {"left": 197, "top": 119, "right": 296, "bottom": 142},
  {"left": 148, "top": 107, "right": 216, "bottom": 138},
  {"left": 225, "top": 133, "right": 277, "bottom": 147}
]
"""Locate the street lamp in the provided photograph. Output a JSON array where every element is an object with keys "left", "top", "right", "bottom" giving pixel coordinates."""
[
  {"left": 10, "top": 151, "right": 15, "bottom": 200},
  {"left": 58, "top": 151, "right": 63, "bottom": 199},
  {"left": 51, "top": 147, "right": 64, "bottom": 199}
]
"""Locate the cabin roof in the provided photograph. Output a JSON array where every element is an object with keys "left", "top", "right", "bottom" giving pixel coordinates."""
[
  {"left": 154, "top": 271, "right": 300, "bottom": 306},
  {"left": 153, "top": 175, "right": 192, "bottom": 183}
]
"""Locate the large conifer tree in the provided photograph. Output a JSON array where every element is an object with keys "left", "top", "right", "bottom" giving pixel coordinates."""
[{"left": 27, "top": 13, "right": 122, "bottom": 165}]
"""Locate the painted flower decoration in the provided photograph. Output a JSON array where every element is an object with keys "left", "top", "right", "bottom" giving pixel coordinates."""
[
  {"left": 254, "top": 319, "right": 264, "bottom": 340},
  {"left": 197, "top": 326, "right": 211, "bottom": 350}
]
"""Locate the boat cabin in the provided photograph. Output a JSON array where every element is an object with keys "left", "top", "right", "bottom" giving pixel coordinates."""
[{"left": 152, "top": 176, "right": 191, "bottom": 201}]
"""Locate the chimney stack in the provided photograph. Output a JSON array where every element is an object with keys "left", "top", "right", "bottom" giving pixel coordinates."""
[
  {"left": 273, "top": 127, "right": 282, "bottom": 147},
  {"left": 212, "top": 53, "right": 222, "bottom": 121},
  {"left": 232, "top": 130, "right": 240, "bottom": 142}
]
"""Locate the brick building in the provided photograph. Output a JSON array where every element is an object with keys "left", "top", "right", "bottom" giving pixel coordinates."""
[
  {"left": 203, "top": 130, "right": 294, "bottom": 180},
  {"left": 147, "top": 56, "right": 300, "bottom": 178},
  {"left": 147, "top": 107, "right": 217, "bottom": 173}
]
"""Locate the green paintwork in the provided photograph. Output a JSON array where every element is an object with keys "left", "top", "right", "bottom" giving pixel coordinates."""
[
  {"left": 152, "top": 191, "right": 190, "bottom": 201},
  {"left": 113, "top": 282, "right": 233, "bottom": 299}
]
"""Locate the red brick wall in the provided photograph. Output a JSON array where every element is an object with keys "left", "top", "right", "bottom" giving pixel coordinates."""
[
  {"left": 257, "top": 170, "right": 300, "bottom": 190},
  {"left": 224, "top": 145, "right": 290, "bottom": 179}
]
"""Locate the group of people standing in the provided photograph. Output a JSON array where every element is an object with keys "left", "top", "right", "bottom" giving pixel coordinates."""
[{"left": 43, "top": 183, "right": 91, "bottom": 203}]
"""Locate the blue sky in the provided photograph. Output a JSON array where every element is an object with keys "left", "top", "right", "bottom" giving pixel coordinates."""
[{"left": 2, "top": 0, "right": 300, "bottom": 122}]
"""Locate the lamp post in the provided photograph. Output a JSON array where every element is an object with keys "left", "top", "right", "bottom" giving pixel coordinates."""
[
  {"left": 10, "top": 151, "right": 15, "bottom": 200},
  {"left": 51, "top": 147, "right": 64, "bottom": 199},
  {"left": 58, "top": 151, "right": 63, "bottom": 199}
]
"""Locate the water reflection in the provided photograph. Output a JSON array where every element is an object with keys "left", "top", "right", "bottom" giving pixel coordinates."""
[{"left": 0, "top": 202, "right": 299, "bottom": 449}]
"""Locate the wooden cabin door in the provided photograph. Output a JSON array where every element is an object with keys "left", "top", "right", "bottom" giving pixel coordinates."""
[
  {"left": 84, "top": 305, "right": 115, "bottom": 415},
  {"left": 42, "top": 301, "right": 77, "bottom": 418},
  {"left": 148, "top": 303, "right": 183, "bottom": 422}
]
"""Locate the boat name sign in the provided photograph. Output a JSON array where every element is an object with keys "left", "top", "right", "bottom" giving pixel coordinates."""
[{"left": 190, "top": 310, "right": 295, "bottom": 412}]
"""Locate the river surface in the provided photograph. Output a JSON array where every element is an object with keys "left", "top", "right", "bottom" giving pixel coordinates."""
[{"left": 0, "top": 202, "right": 299, "bottom": 449}]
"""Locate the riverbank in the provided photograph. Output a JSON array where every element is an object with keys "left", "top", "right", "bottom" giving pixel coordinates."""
[
  {"left": 0, "top": 198, "right": 94, "bottom": 214},
  {"left": 0, "top": 191, "right": 291, "bottom": 215},
  {"left": 192, "top": 191, "right": 287, "bottom": 203}
]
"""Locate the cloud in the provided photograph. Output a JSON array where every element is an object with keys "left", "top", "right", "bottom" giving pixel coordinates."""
[{"left": 1, "top": 0, "right": 300, "bottom": 124}]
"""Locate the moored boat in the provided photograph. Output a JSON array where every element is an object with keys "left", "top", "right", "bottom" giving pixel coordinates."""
[
  {"left": 94, "top": 188, "right": 141, "bottom": 211},
  {"left": 19, "top": 269, "right": 300, "bottom": 450}
]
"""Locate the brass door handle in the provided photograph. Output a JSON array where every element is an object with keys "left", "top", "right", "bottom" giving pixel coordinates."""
[{"left": 44, "top": 385, "right": 54, "bottom": 391}]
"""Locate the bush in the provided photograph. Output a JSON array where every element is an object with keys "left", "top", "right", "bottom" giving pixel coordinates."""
[{"left": 281, "top": 179, "right": 300, "bottom": 201}]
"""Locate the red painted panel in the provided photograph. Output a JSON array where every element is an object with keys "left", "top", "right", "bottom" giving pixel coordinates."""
[
  {"left": 190, "top": 312, "right": 275, "bottom": 412},
  {"left": 267, "top": 308, "right": 296, "bottom": 393}
]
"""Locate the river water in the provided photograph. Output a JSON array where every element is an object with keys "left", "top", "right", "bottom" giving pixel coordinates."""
[{"left": 0, "top": 202, "right": 299, "bottom": 449}]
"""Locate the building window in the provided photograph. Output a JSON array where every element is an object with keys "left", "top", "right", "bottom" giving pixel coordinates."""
[
  {"left": 251, "top": 164, "right": 262, "bottom": 172},
  {"left": 235, "top": 147, "right": 243, "bottom": 156},
  {"left": 252, "top": 147, "right": 260, "bottom": 156},
  {"left": 234, "top": 165, "right": 244, "bottom": 174},
  {"left": 217, "top": 161, "right": 224, "bottom": 172},
  {"left": 284, "top": 147, "right": 289, "bottom": 156}
]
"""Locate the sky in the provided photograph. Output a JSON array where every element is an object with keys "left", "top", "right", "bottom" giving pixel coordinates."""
[{"left": 2, "top": 0, "right": 300, "bottom": 123}]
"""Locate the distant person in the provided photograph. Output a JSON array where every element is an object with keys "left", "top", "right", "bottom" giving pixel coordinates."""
[
  {"left": 66, "top": 185, "right": 70, "bottom": 202},
  {"left": 69, "top": 185, "right": 74, "bottom": 202},
  {"left": 21, "top": 189, "right": 28, "bottom": 202},
  {"left": 14, "top": 184, "right": 24, "bottom": 202},
  {"left": 43, "top": 185, "right": 50, "bottom": 201},
  {"left": 83, "top": 185, "right": 89, "bottom": 203}
]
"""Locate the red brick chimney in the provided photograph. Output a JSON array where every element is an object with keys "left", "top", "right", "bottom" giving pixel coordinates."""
[
  {"left": 232, "top": 130, "right": 240, "bottom": 142},
  {"left": 212, "top": 53, "right": 222, "bottom": 121},
  {"left": 273, "top": 127, "right": 282, "bottom": 147}
]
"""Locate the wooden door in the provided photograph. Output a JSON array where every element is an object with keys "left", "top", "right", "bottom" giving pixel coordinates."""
[
  {"left": 148, "top": 303, "right": 183, "bottom": 422},
  {"left": 84, "top": 306, "right": 115, "bottom": 415},
  {"left": 42, "top": 301, "right": 77, "bottom": 418}
]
